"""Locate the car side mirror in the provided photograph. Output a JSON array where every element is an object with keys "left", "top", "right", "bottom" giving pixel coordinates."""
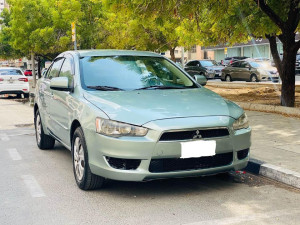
[
  {"left": 50, "top": 77, "right": 72, "bottom": 91},
  {"left": 194, "top": 75, "right": 207, "bottom": 86}
]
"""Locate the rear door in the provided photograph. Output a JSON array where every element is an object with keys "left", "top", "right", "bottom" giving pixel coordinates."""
[
  {"left": 184, "top": 61, "right": 198, "bottom": 75},
  {"left": 0, "top": 69, "right": 27, "bottom": 92},
  {"left": 239, "top": 61, "right": 251, "bottom": 81},
  {"left": 49, "top": 55, "right": 75, "bottom": 146}
]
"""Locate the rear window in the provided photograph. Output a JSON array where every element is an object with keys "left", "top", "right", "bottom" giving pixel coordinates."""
[{"left": 0, "top": 69, "right": 23, "bottom": 75}]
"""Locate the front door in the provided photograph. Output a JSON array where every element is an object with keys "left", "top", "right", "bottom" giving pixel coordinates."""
[{"left": 49, "top": 56, "right": 75, "bottom": 147}]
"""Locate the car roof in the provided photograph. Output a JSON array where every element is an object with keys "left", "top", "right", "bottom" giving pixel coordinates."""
[{"left": 61, "top": 50, "right": 163, "bottom": 58}]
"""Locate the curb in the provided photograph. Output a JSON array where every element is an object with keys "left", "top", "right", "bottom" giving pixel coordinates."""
[
  {"left": 235, "top": 102, "right": 300, "bottom": 117},
  {"left": 245, "top": 158, "right": 300, "bottom": 189}
]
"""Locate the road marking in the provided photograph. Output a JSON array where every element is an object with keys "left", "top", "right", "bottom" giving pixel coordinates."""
[
  {"left": 0, "top": 133, "right": 10, "bottom": 141},
  {"left": 184, "top": 208, "right": 300, "bottom": 225},
  {"left": 21, "top": 175, "right": 46, "bottom": 198},
  {"left": 7, "top": 148, "right": 22, "bottom": 160}
]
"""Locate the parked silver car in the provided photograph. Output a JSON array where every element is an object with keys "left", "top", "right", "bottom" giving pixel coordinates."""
[
  {"left": 221, "top": 61, "right": 279, "bottom": 82},
  {"left": 34, "top": 50, "right": 251, "bottom": 190}
]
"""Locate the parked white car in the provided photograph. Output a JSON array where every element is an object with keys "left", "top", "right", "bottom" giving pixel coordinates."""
[{"left": 0, "top": 67, "right": 30, "bottom": 98}]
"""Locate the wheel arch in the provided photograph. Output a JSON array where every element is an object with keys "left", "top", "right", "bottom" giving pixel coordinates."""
[
  {"left": 34, "top": 104, "right": 38, "bottom": 118},
  {"left": 70, "top": 120, "right": 82, "bottom": 145}
]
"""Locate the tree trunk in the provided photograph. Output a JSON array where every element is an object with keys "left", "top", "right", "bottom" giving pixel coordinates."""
[
  {"left": 169, "top": 47, "right": 176, "bottom": 62},
  {"left": 280, "top": 46, "right": 296, "bottom": 107},
  {"left": 267, "top": 35, "right": 297, "bottom": 107}
]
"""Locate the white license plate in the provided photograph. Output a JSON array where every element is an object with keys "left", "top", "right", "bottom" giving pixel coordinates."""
[{"left": 180, "top": 140, "right": 216, "bottom": 159}]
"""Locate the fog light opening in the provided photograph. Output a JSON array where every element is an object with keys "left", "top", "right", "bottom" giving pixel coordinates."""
[{"left": 105, "top": 157, "right": 141, "bottom": 170}]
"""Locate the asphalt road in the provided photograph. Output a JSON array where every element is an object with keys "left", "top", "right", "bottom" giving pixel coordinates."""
[{"left": 1, "top": 127, "right": 300, "bottom": 225}]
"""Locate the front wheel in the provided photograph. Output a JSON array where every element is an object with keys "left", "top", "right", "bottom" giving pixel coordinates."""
[
  {"left": 250, "top": 74, "right": 258, "bottom": 82},
  {"left": 225, "top": 75, "right": 232, "bottom": 82},
  {"left": 72, "top": 127, "right": 105, "bottom": 190}
]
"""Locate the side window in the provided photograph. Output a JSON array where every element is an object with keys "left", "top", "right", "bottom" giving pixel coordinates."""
[
  {"left": 47, "top": 58, "right": 64, "bottom": 79},
  {"left": 231, "top": 62, "right": 240, "bottom": 67},
  {"left": 186, "top": 61, "right": 194, "bottom": 67},
  {"left": 45, "top": 65, "right": 53, "bottom": 78},
  {"left": 240, "top": 62, "right": 249, "bottom": 68},
  {"left": 59, "top": 58, "right": 74, "bottom": 86}
]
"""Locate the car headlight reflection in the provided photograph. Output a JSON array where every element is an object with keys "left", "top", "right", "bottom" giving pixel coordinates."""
[
  {"left": 96, "top": 118, "right": 148, "bottom": 137},
  {"left": 233, "top": 113, "right": 249, "bottom": 130}
]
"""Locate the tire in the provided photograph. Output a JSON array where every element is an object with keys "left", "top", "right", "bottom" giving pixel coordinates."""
[
  {"left": 250, "top": 74, "right": 258, "bottom": 82},
  {"left": 35, "top": 109, "right": 55, "bottom": 150},
  {"left": 225, "top": 75, "right": 232, "bottom": 82},
  {"left": 72, "top": 127, "right": 105, "bottom": 190}
]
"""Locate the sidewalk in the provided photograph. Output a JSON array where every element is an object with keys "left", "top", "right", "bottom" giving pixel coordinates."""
[
  {"left": 247, "top": 110, "right": 300, "bottom": 174},
  {"left": 0, "top": 98, "right": 299, "bottom": 188}
]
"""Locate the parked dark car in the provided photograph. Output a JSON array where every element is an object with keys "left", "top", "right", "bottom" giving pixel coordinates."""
[
  {"left": 221, "top": 61, "right": 279, "bottom": 82},
  {"left": 184, "top": 60, "right": 217, "bottom": 79},
  {"left": 221, "top": 56, "right": 249, "bottom": 66}
]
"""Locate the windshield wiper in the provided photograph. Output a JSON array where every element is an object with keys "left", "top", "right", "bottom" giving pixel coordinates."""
[
  {"left": 87, "top": 86, "right": 124, "bottom": 91},
  {"left": 135, "top": 86, "right": 188, "bottom": 90}
]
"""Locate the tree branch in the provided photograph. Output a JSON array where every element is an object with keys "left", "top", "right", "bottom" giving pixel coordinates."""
[
  {"left": 254, "top": 0, "right": 285, "bottom": 30},
  {"left": 287, "top": 0, "right": 300, "bottom": 31},
  {"left": 266, "top": 34, "right": 282, "bottom": 75}
]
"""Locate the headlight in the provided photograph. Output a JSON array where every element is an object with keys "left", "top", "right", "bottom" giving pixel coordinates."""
[
  {"left": 233, "top": 113, "right": 249, "bottom": 130},
  {"left": 258, "top": 69, "right": 270, "bottom": 75},
  {"left": 95, "top": 118, "right": 148, "bottom": 137}
]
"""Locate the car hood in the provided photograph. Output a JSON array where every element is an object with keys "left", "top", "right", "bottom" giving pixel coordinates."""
[
  {"left": 84, "top": 88, "right": 243, "bottom": 125},
  {"left": 205, "top": 66, "right": 224, "bottom": 71}
]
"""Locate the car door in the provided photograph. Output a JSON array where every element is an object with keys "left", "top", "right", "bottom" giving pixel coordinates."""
[
  {"left": 184, "top": 61, "right": 197, "bottom": 75},
  {"left": 40, "top": 58, "right": 64, "bottom": 132},
  {"left": 230, "top": 61, "right": 241, "bottom": 80},
  {"left": 239, "top": 61, "right": 251, "bottom": 81},
  {"left": 49, "top": 55, "right": 75, "bottom": 146}
]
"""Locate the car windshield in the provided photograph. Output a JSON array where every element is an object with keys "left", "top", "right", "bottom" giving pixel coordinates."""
[
  {"left": 249, "top": 62, "right": 262, "bottom": 68},
  {"left": 0, "top": 69, "right": 23, "bottom": 75},
  {"left": 80, "top": 56, "right": 197, "bottom": 90},
  {"left": 200, "top": 61, "right": 217, "bottom": 67}
]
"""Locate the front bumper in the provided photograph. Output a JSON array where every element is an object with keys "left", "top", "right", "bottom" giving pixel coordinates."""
[
  {"left": 84, "top": 117, "right": 251, "bottom": 182},
  {"left": 205, "top": 72, "right": 215, "bottom": 79}
]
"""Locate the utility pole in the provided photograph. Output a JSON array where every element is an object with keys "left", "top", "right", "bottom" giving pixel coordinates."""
[{"left": 71, "top": 22, "right": 77, "bottom": 50}]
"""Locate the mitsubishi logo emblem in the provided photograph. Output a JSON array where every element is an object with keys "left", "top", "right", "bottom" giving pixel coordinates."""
[{"left": 193, "top": 130, "right": 202, "bottom": 139}]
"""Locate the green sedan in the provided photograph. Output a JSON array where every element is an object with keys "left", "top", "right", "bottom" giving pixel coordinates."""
[{"left": 34, "top": 50, "right": 251, "bottom": 190}]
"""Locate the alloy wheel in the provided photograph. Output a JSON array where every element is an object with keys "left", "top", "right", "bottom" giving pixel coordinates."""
[
  {"left": 73, "top": 137, "right": 85, "bottom": 181},
  {"left": 36, "top": 114, "right": 41, "bottom": 144}
]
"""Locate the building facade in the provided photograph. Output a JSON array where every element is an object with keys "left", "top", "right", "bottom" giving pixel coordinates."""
[
  {"left": 203, "top": 38, "right": 286, "bottom": 63},
  {"left": 164, "top": 36, "right": 300, "bottom": 64},
  {"left": 164, "top": 45, "right": 214, "bottom": 64}
]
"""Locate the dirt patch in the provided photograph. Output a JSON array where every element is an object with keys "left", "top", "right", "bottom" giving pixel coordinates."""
[{"left": 207, "top": 85, "right": 300, "bottom": 108}]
